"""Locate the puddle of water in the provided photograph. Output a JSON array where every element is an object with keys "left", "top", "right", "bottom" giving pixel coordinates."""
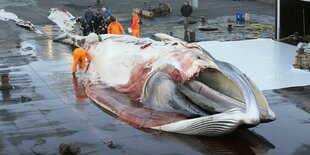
[
  {"left": 254, "top": 90, "right": 310, "bottom": 155},
  {"left": 19, "top": 40, "right": 36, "bottom": 56}
]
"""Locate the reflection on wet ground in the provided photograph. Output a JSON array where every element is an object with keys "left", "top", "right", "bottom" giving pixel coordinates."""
[
  {"left": 143, "top": 128, "right": 275, "bottom": 155},
  {"left": 254, "top": 90, "right": 310, "bottom": 155},
  {"left": 274, "top": 87, "right": 310, "bottom": 114},
  {"left": 0, "top": 2, "right": 309, "bottom": 154}
]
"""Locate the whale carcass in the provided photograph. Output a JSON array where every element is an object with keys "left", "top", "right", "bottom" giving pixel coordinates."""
[
  {"left": 47, "top": 8, "right": 275, "bottom": 136},
  {"left": 64, "top": 33, "right": 274, "bottom": 136}
]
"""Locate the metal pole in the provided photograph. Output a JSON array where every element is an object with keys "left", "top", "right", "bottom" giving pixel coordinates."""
[
  {"left": 303, "top": 9, "right": 306, "bottom": 35},
  {"left": 276, "top": 0, "right": 281, "bottom": 40}
]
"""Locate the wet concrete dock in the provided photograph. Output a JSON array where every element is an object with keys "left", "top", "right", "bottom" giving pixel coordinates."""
[{"left": 0, "top": 0, "right": 309, "bottom": 154}]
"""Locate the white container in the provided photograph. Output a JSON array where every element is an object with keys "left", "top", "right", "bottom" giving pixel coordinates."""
[
  {"left": 141, "top": 10, "right": 154, "bottom": 19},
  {"left": 245, "top": 13, "right": 250, "bottom": 22},
  {"left": 128, "top": 27, "right": 132, "bottom": 33},
  {"left": 192, "top": 0, "right": 198, "bottom": 8}
]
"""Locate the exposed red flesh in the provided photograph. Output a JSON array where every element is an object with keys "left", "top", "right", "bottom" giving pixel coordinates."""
[{"left": 86, "top": 84, "right": 192, "bottom": 128}]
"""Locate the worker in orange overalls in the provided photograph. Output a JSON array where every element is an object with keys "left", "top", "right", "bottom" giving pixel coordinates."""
[
  {"left": 72, "top": 47, "right": 92, "bottom": 77},
  {"left": 107, "top": 17, "right": 125, "bottom": 34},
  {"left": 131, "top": 11, "right": 140, "bottom": 38}
]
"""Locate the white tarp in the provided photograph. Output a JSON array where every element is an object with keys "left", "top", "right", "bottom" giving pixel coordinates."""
[
  {"left": 0, "top": 9, "right": 42, "bottom": 34},
  {"left": 197, "top": 39, "right": 310, "bottom": 90},
  {"left": 0, "top": 9, "right": 20, "bottom": 21},
  {"left": 47, "top": 8, "right": 76, "bottom": 32}
]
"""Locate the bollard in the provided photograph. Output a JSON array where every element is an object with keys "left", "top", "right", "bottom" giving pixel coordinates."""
[
  {"left": 201, "top": 17, "right": 206, "bottom": 24},
  {"left": 184, "top": 31, "right": 195, "bottom": 43},
  {"left": 227, "top": 24, "right": 233, "bottom": 33},
  {"left": 1, "top": 73, "right": 10, "bottom": 90}
]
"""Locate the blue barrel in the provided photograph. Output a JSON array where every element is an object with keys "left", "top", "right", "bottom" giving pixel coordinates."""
[
  {"left": 240, "top": 13, "right": 245, "bottom": 21},
  {"left": 236, "top": 13, "right": 245, "bottom": 21},
  {"left": 236, "top": 13, "right": 240, "bottom": 21}
]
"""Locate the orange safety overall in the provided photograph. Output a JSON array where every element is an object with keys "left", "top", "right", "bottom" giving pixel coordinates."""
[
  {"left": 131, "top": 13, "right": 140, "bottom": 38},
  {"left": 72, "top": 47, "right": 92, "bottom": 73},
  {"left": 108, "top": 20, "right": 125, "bottom": 34}
]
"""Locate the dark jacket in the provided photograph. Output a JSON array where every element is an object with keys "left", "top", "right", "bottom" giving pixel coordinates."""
[
  {"left": 80, "top": 19, "right": 90, "bottom": 36},
  {"left": 84, "top": 11, "right": 95, "bottom": 23},
  {"left": 180, "top": 5, "right": 193, "bottom": 17},
  {"left": 93, "top": 14, "right": 103, "bottom": 29}
]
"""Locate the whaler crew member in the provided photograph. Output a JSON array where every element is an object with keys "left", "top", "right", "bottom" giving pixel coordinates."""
[
  {"left": 72, "top": 47, "right": 92, "bottom": 77},
  {"left": 107, "top": 17, "right": 125, "bottom": 34},
  {"left": 131, "top": 10, "right": 141, "bottom": 38}
]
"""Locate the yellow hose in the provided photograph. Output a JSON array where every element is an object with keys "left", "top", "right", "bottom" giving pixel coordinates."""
[
  {"left": 247, "top": 24, "right": 274, "bottom": 31},
  {"left": 140, "top": 23, "right": 274, "bottom": 40},
  {"left": 141, "top": 27, "right": 184, "bottom": 30}
]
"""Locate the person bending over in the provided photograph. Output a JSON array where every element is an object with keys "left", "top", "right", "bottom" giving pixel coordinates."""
[{"left": 72, "top": 47, "right": 92, "bottom": 77}]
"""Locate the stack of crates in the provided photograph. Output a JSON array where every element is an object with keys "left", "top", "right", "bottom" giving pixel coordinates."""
[{"left": 293, "top": 43, "right": 310, "bottom": 71}]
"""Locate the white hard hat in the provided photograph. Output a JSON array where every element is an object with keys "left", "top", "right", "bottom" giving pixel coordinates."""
[
  {"left": 132, "top": 8, "right": 141, "bottom": 14},
  {"left": 85, "top": 33, "right": 99, "bottom": 44},
  {"left": 101, "top": 7, "right": 106, "bottom": 12}
]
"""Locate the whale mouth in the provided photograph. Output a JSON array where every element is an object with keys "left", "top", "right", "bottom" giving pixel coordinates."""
[
  {"left": 178, "top": 68, "right": 245, "bottom": 115},
  {"left": 142, "top": 61, "right": 275, "bottom": 125}
]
